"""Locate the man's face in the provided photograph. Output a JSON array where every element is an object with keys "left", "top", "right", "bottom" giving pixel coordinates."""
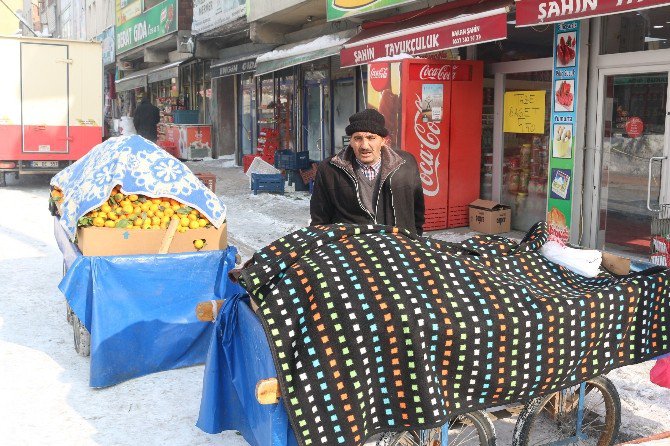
[{"left": 351, "top": 132, "right": 383, "bottom": 165}]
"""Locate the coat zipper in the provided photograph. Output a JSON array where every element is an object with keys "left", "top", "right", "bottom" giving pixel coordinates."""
[
  {"left": 374, "top": 161, "right": 404, "bottom": 223},
  {"left": 332, "top": 163, "right": 376, "bottom": 222}
]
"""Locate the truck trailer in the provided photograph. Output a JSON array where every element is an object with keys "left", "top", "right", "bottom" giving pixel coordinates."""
[{"left": 0, "top": 36, "right": 102, "bottom": 186}]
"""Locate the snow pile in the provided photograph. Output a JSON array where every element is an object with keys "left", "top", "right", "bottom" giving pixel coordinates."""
[{"left": 256, "top": 30, "right": 357, "bottom": 63}]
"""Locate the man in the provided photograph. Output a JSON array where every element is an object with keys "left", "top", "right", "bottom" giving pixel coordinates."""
[
  {"left": 133, "top": 93, "right": 161, "bottom": 142},
  {"left": 310, "top": 109, "right": 425, "bottom": 235}
]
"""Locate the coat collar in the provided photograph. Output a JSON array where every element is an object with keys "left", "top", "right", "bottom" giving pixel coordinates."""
[{"left": 330, "top": 145, "right": 405, "bottom": 181}]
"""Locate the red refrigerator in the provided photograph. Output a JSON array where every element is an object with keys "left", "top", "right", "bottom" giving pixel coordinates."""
[{"left": 367, "top": 58, "right": 483, "bottom": 230}]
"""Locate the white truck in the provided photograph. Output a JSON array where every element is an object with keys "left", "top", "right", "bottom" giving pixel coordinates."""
[{"left": 0, "top": 36, "right": 103, "bottom": 186}]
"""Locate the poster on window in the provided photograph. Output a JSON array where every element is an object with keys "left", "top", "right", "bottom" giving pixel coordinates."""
[{"left": 421, "top": 84, "right": 443, "bottom": 123}]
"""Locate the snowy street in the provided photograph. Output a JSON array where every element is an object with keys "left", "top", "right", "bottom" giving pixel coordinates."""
[{"left": 0, "top": 157, "right": 669, "bottom": 445}]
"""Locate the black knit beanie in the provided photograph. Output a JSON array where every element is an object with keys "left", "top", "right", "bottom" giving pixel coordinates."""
[{"left": 345, "top": 109, "right": 389, "bottom": 137}]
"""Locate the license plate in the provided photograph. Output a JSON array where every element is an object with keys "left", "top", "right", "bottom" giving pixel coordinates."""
[{"left": 32, "top": 161, "right": 59, "bottom": 168}]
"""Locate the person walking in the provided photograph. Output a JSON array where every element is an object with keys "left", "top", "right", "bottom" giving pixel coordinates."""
[
  {"left": 310, "top": 109, "right": 425, "bottom": 235},
  {"left": 133, "top": 93, "right": 161, "bottom": 142}
]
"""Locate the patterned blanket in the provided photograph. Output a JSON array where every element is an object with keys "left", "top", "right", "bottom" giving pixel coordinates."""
[{"left": 236, "top": 223, "right": 670, "bottom": 446}]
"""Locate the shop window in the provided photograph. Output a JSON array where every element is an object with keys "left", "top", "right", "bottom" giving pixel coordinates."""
[
  {"left": 601, "top": 10, "right": 670, "bottom": 54},
  {"left": 276, "top": 69, "right": 295, "bottom": 151},
  {"left": 331, "top": 61, "right": 356, "bottom": 152},
  {"left": 257, "top": 73, "right": 275, "bottom": 142},
  {"left": 358, "top": 66, "right": 368, "bottom": 111},
  {"left": 480, "top": 79, "right": 494, "bottom": 200},
  {"left": 303, "top": 60, "right": 331, "bottom": 160},
  {"left": 501, "top": 71, "right": 552, "bottom": 232},
  {"left": 238, "top": 73, "right": 256, "bottom": 156}
]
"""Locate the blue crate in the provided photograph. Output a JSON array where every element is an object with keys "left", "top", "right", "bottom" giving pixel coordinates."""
[
  {"left": 274, "top": 150, "right": 310, "bottom": 170},
  {"left": 173, "top": 110, "right": 200, "bottom": 124},
  {"left": 251, "top": 173, "right": 285, "bottom": 195}
]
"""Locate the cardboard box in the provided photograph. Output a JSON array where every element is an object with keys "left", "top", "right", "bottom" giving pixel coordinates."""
[
  {"left": 601, "top": 251, "right": 631, "bottom": 275},
  {"left": 469, "top": 199, "right": 511, "bottom": 234},
  {"left": 76, "top": 223, "right": 227, "bottom": 256}
]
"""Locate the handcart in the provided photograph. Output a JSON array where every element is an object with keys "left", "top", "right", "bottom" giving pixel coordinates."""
[
  {"left": 194, "top": 223, "right": 668, "bottom": 446},
  {"left": 194, "top": 298, "right": 621, "bottom": 446}
]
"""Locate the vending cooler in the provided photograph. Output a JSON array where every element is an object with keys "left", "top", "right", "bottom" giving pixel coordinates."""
[{"left": 367, "top": 58, "right": 483, "bottom": 230}]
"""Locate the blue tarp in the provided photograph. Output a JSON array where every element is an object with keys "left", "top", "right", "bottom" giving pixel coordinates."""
[
  {"left": 51, "top": 135, "right": 226, "bottom": 241},
  {"left": 55, "top": 219, "right": 243, "bottom": 388},
  {"left": 197, "top": 294, "right": 299, "bottom": 446}
]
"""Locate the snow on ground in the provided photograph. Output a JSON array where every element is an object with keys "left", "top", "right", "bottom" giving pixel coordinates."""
[{"left": 0, "top": 158, "right": 668, "bottom": 446}]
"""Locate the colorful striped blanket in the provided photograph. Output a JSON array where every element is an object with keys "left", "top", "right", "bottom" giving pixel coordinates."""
[{"left": 236, "top": 223, "right": 670, "bottom": 446}]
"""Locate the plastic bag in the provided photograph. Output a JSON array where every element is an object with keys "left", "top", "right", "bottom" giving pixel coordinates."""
[
  {"left": 540, "top": 240, "right": 602, "bottom": 278},
  {"left": 119, "top": 116, "right": 136, "bottom": 135}
]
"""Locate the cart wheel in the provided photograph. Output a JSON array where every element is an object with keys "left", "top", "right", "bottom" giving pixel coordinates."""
[
  {"left": 390, "top": 411, "right": 496, "bottom": 446},
  {"left": 72, "top": 313, "right": 91, "bottom": 357},
  {"left": 512, "top": 375, "right": 621, "bottom": 446},
  {"left": 66, "top": 302, "right": 74, "bottom": 326}
]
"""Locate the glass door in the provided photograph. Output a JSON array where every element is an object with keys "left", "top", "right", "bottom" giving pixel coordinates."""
[
  {"left": 597, "top": 71, "right": 670, "bottom": 256},
  {"left": 500, "top": 70, "right": 553, "bottom": 232}
]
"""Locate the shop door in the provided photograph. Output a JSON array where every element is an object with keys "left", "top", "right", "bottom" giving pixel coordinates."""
[
  {"left": 304, "top": 80, "right": 325, "bottom": 161},
  {"left": 21, "top": 43, "right": 69, "bottom": 153},
  {"left": 595, "top": 70, "right": 670, "bottom": 257}
]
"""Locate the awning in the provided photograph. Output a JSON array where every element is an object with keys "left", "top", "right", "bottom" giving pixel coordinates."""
[
  {"left": 340, "top": 1, "right": 510, "bottom": 67},
  {"left": 255, "top": 29, "right": 357, "bottom": 76},
  {"left": 515, "top": 0, "right": 670, "bottom": 27},
  {"left": 115, "top": 60, "right": 190, "bottom": 92},
  {"left": 115, "top": 67, "right": 151, "bottom": 92}
]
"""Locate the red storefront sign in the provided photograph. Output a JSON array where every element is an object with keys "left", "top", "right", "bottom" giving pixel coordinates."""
[
  {"left": 340, "top": 11, "right": 507, "bottom": 67},
  {"left": 516, "top": 0, "right": 670, "bottom": 27}
]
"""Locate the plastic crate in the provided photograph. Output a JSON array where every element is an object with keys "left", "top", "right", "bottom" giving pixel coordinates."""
[
  {"left": 195, "top": 172, "right": 216, "bottom": 192},
  {"left": 286, "top": 169, "right": 309, "bottom": 191},
  {"left": 173, "top": 110, "right": 200, "bottom": 124},
  {"left": 251, "top": 173, "right": 285, "bottom": 195},
  {"left": 243, "top": 154, "right": 260, "bottom": 173},
  {"left": 274, "top": 150, "right": 310, "bottom": 170}
]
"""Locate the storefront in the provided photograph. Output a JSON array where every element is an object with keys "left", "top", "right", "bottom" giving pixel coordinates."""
[
  {"left": 512, "top": 0, "right": 670, "bottom": 257},
  {"left": 253, "top": 29, "right": 365, "bottom": 162},
  {"left": 583, "top": 6, "right": 670, "bottom": 257},
  {"left": 210, "top": 50, "right": 266, "bottom": 159}
]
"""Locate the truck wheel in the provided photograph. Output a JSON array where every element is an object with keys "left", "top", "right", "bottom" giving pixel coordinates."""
[{"left": 0, "top": 172, "right": 6, "bottom": 187}]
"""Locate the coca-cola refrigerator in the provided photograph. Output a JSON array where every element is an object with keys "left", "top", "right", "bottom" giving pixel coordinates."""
[{"left": 367, "top": 58, "right": 483, "bottom": 230}]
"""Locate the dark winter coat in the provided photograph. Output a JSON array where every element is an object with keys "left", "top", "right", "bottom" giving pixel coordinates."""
[
  {"left": 133, "top": 98, "right": 160, "bottom": 142},
  {"left": 310, "top": 146, "right": 425, "bottom": 235}
]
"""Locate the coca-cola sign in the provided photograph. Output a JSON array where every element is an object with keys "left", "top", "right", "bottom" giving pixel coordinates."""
[
  {"left": 412, "top": 94, "right": 442, "bottom": 196},
  {"left": 369, "top": 62, "right": 391, "bottom": 92},
  {"left": 516, "top": 0, "right": 670, "bottom": 27},
  {"left": 418, "top": 65, "right": 452, "bottom": 81},
  {"left": 410, "top": 63, "right": 472, "bottom": 81}
]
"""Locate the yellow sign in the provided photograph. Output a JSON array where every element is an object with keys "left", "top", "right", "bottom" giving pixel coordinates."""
[{"left": 503, "top": 91, "right": 546, "bottom": 134}]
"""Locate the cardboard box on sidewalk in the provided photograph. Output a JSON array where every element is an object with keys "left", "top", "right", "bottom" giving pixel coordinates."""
[
  {"left": 469, "top": 199, "right": 511, "bottom": 234},
  {"left": 76, "top": 223, "right": 227, "bottom": 256}
]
